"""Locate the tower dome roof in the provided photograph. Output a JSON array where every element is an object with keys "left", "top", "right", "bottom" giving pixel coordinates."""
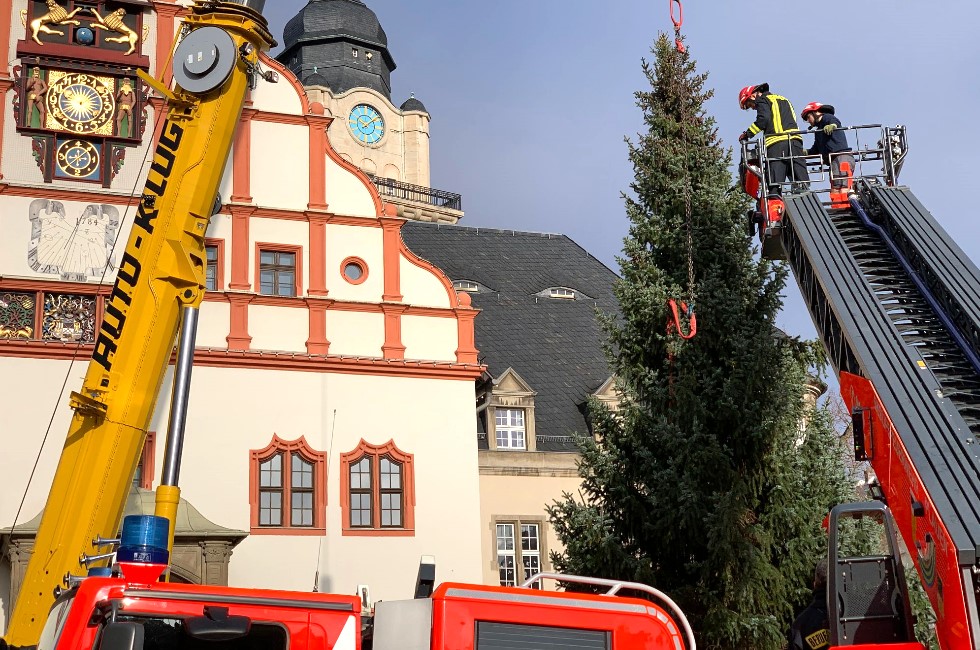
[
  {"left": 277, "top": 0, "right": 396, "bottom": 98},
  {"left": 400, "top": 95, "right": 428, "bottom": 113},
  {"left": 282, "top": 0, "right": 389, "bottom": 51}
]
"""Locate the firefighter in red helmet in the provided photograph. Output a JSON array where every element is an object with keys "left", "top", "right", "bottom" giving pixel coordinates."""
[
  {"left": 801, "top": 102, "right": 855, "bottom": 202},
  {"left": 738, "top": 83, "right": 809, "bottom": 195}
]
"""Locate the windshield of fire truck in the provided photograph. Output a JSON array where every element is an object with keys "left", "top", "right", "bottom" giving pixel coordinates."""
[
  {"left": 36, "top": 596, "right": 74, "bottom": 650},
  {"left": 108, "top": 615, "right": 287, "bottom": 649}
]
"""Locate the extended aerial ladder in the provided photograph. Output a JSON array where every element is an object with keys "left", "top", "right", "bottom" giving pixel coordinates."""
[{"left": 744, "top": 128, "right": 980, "bottom": 650}]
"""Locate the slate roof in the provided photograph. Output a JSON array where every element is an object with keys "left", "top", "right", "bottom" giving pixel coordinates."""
[
  {"left": 400, "top": 96, "right": 428, "bottom": 113},
  {"left": 277, "top": 0, "right": 396, "bottom": 97},
  {"left": 282, "top": 0, "right": 390, "bottom": 51},
  {"left": 401, "top": 223, "right": 620, "bottom": 452}
]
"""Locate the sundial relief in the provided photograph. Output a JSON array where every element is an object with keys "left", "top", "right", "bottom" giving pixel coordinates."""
[
  {"left": 0, "top": 201, "right": 117, "bottom": 342},
  {"left": 28, "top": 199, "right": 119, "bottom": 281}
]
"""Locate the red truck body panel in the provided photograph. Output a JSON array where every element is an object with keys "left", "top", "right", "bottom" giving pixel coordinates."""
[
  {"left": 431, "top": 582, "right": 686, "bottom": 650},
  {"left": 840, "top": 372, "right": 973, "bottom": 650},
  {"left": 47, "top": 577, "right": 360, "bottom": 650}
]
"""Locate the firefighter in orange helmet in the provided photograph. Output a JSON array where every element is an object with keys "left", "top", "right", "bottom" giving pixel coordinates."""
[{"left": 738, "top": 83, "right": 809, "bottom": 195}]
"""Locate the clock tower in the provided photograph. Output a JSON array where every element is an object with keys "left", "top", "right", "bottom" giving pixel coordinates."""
[{"left": 277, "top": 0, "right": 460, "bottom": 223}]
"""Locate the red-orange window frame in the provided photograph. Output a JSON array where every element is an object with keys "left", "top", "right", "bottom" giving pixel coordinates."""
[
  {"left": 249, "top": 434, "right": 327, "bottom": 535},
  {"left": 204, "top": 238, "right": 225, "bottom": 293},
  {"left": 135, "top": 430, "right": 156, "bottom": 490},
  {"left": 254, "top": 243, "right": 303, "bottom": 298},
  {"left": 340, "top": 440, "right": 415, "bottom": 537}
]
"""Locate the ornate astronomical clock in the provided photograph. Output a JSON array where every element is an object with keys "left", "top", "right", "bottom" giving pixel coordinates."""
[{"left": 15, "top": 0, "right": 151, "bottom": 187}]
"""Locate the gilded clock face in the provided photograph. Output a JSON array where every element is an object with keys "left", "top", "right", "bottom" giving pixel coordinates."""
[
  {"left": 56, "top": 140, "right": 101, "bottom": 179},
  {"left": 348, "top": 104, "right": 385, "bottom": 144},
  {"left": 45, "top": 71, "right": 116, "bottom": 136}
]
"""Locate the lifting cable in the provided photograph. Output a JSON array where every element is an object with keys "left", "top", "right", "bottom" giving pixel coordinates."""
[{"left": 666, "top": 0, "right": 697, "bottom": 342}]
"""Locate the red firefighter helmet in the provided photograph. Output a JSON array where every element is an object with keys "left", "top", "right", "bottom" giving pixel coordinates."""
[
  {"left": 739, "top": 83, "right": 769, "bottom": 109},
  {"left": 802, "top": 102, "right": 836, "bottom": 119},
  {"left": 801, "top": 102, "right": 823, "bottom": 119},
  {"left": 738, "top": 85, "right": 755, "bottom": 109}
]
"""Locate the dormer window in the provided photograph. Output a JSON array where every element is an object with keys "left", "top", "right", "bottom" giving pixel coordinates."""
[
  {"left": 481, "top": 368, "right": 537, "bottom": 452},
  {"left": 549, "top": 287, "right": 575, "bottom": 300},
  {"left": 453, "top": 280, "right": 480, "bottom": 293}
]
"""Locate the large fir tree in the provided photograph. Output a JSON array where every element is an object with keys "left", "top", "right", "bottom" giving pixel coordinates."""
[{"left": 547, "top": 36, "right": 856, "bottom": 649}]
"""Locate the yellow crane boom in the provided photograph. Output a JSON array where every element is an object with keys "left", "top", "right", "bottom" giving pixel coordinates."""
[{"left": 4, "top": 3, "right": 274, "bottom": 644}]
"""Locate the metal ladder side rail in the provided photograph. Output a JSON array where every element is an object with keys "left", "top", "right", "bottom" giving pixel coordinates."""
[
  {"left": 848, "top": 196, "right": 980, "bottom": 385},
  {"left": 865, "top": 186, "right": 980, "bottom": 361},
  {"left": 829, "top": 210, "right": 980, "bottom": 432},
  {"left": 781, "top": 194, "right": 980, "bottom": 554}
]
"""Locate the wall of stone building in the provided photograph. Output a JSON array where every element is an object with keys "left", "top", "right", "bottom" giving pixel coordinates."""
[
  {"left": 477, "top": 453, "right": 582, "bottom": 589},
  {"left": 305, "top": 86, "right": 430, "bottom": 186}
]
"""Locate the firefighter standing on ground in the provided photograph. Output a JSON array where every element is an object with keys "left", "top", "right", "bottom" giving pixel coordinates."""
[
  {"left": 738, "top": 83, "right": 809, "bottom": 194},
  {"left": 801, "top": 102, "right": 855, "bottom": 192},
  {"left": 790, "top": 559, "right": 831, "bottom": 650}
]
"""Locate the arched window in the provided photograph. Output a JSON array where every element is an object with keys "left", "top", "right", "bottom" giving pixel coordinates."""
[
  {"left": 249, "top": 435, "right": 326, "bottom": 534},
  {"left": 340, "top": 440, "right": 415, "bottom": 536}
]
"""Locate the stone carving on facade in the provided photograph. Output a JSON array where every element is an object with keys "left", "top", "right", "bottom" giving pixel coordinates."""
[
  {"left": 30, "top": 0, "right": 86, "bottom": 46},
  {"left": 90, "top": 8, "right": 140, "bottom": 56},
  {"left": 28, "top": 199, "right": 119, "bottom": 281}
]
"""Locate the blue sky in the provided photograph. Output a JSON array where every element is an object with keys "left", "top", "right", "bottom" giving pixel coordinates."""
[{"left": 264, "top": 0, "right": 979, "bottom": 343}]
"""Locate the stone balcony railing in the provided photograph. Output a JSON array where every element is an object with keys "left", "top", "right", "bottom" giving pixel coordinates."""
[{"left": 369, "top": 175, "right": 463, "bottom": 224}]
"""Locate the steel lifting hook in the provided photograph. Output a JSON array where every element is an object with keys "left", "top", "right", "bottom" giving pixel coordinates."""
[
  {"left": 669, "top": 0, "right": 686, "bottom": 53},
  {"left": 668, "top": 299, "right": 697, "bottom": 340}
]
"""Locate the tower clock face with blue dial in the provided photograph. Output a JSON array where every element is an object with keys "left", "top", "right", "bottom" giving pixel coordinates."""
[{"left": 348, "top": 104, "right": 385, "bottom": 144}]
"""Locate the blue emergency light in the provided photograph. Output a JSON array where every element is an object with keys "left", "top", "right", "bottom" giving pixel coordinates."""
[{"left": 117, "top": 515, "right": 170, "bottom": 565}]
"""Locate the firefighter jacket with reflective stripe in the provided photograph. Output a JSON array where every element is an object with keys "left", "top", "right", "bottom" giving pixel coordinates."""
[
  {"left": 805, "top": 113, "right": 851, "bottom": 163},
  {"left": 790, "top": 592, "right": 830, "bottom": 650},
  {"left": 745, "top": 92, "right": 803, "bottom": 148}
]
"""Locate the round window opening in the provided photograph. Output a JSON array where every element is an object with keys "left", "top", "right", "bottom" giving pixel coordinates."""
[{"left": 342, "top": 258, "right": 367, "bottom": 284}]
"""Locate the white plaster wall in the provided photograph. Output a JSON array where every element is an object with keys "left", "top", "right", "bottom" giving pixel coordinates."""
[
  {"left": 0, "top": 356, "right": 483, "bottom": 622},
  {"left": 0, "top": 358, "right": 81, "bottom": 519},
  {"left": 0, "top": 194, "right": 134, "bottom": 282},
  {"left": 402, "top": 315, "right": 457, "bottom": 363},
  {"left": 324, "top": 224, "right": 382, "bottom": 301},
  {"left": 324, "top": 152, "right": 376, "bottom": 217},
  {"left": 248, "top": 217, "right": 309, "bottom": 291},
  {"left": 218, "top": 145, "right": 234, "bottom": 203},
  {"left": 6, "top": 2, "right": 23, "bottom": 70},
  {"left": 205, "top": 213, "right": 232, "bottom": 292},
  {"left": 249, "top": 304, "right": 307, "bottom": 353},
  {"left": 399, "top": 255, "right": 452, "bottom": 309},
  {"left": 251, "top": 122, "right": 308, "bottom": 211},
  {"left": 325, "top": 311, "right": 383, "bottom": 358},
  {"left": 198, "top": 301, "right": 230, "bottom": 348},
  {"left": 252, "top": 58, "right": 306, "bottom": 116},
  {"left": 173, "top": 371, "right": 484, "bottom": 599}
]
